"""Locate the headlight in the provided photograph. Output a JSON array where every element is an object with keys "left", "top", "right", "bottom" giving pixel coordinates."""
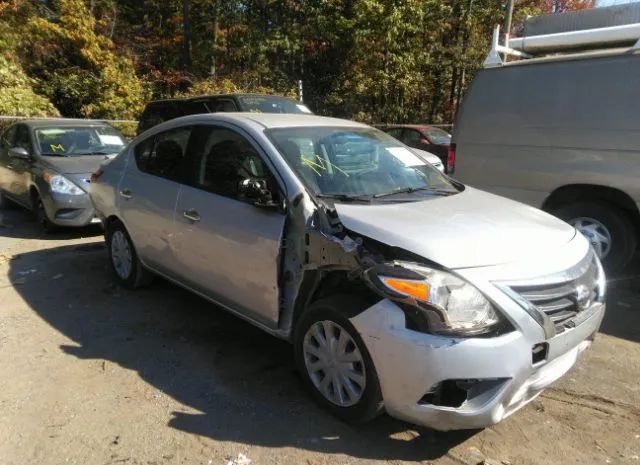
[
  {"left": 44, "top": 172, "right": 84, "bottom": 195},
  {"left": 365, "top": 261, "right": 504, "bottom": 336}
]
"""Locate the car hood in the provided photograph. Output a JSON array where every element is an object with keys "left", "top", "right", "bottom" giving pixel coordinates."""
[
  {"left": 334, "top": 187, "right": 577, "bottom": 269},
  {"left": 40, "top": 155, "right": 115, "bottom": 176}
]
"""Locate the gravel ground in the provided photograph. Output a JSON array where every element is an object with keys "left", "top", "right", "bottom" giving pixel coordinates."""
[{"left": 1, "top": 207, "right": 639, "bottom": 465}]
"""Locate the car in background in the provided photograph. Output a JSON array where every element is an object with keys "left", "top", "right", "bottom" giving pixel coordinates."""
[
  {"left": 0, "top": 119, "right": 127, "bottom": 232},
  {"left": 91, "top": 112, "right": 604, "bottom": 431},
  {"left": 382, "top": 124, "right": 452, "bottom": 171},
  {"left": 137, "top": 93, "right": 313, "bottom": 135}
]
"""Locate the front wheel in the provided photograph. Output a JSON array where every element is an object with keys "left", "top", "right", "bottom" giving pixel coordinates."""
[
  {"left": 33, "top": 195, "right": 57, "bottom": 234},
  {"left": 106, "top": 221, "right": 153, "bottom": 289},
  {"left": 294, "top": 295, "right": 384, "bottom": 424},
  {"left": 554, "top": 201, "right": 637, "bottom": 272}
]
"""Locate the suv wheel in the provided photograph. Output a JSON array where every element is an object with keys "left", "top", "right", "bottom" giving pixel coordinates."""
[
  {"left": 33, "top": 195, "right": 57, "bottom": 234},
  {"left": 554, "top": 201, "right": 637, "bottom": 272},
  {"left": 294, "top": 295, "right": 384, "bottom": 424},
  {"left": 106, "top": 221, "right": 153, "bottom": 289}
]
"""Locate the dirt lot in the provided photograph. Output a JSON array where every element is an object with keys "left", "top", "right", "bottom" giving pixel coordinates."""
[{"left": 1, "top": 207, "right": 639, "bottom": 465}]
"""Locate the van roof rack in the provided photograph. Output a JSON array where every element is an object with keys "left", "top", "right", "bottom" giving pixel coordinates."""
[{"left": 484, "top": 3, "right": 640, "bottom": 68}]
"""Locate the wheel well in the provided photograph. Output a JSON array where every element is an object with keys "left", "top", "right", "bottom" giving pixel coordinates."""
[
  {"left": 29, "top": 186, "right": 39, "bottom": 208},
  {"left": 543, "top": 184, "right": 640, "bottom": 229},
  {"left": 103, "top": 215, "right": 123, "bottom": 234},
  {"left": 290, "top": 270, "right": 379, "bottom": 332}
]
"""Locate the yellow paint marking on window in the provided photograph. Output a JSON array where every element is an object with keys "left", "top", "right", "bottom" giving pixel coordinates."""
[{"left": 50, "top": 144, "right": 65, "bottom": 152}]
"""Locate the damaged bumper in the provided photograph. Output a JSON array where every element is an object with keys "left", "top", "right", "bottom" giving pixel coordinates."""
[{"left": 350, "top": 298, "right": 605, "bottom": 431}]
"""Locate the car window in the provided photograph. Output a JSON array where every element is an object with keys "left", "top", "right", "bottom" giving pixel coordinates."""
[
  {"left": 182, "top": 100, "right": 210, "bottom": 115},
  {"left": 134, "top": 126, "right": 192, "bottom": 182},
  {"left": 384, "top": 128, "right": 402, "bottom": 139},
  {"left": 269, "top": 127, "right": 457, "bottom": 199},
  {"left": 140, "top": 103, "right": 183, "bottom": 131},
  {"left": 210, "top": 99, "right": 237, "bottom": 112},
  {"left": 423, "top": 127, "right": 451, "bottom": 145},
  {"left": 1, "top": 125, "right": 17, "bottom": 149},
  {"left": 238, "top": 96, "right": 311, "bottom": 114},
  {"left": 35, "top": 126, "right": 126, "bottom": 156},
  {"left": 15, "top": 125, "right": 33, "bottom": 153},
  {"left": 403, "top": 129, "right": 423, "bottom": 146},
  {"left": 185, "top": 125, "right": 276, "bottom": 202}
]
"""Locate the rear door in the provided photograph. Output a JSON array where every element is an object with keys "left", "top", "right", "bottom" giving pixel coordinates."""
[
  {"left": 118, "top": 126, "right": 192, "bottom": 276},
  {"left": 171, "top": 124, "right": 286, "bottom": 327}
]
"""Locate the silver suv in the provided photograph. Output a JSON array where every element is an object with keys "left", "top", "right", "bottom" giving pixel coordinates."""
[{"left": 90, "top": 113, "right": 605, "bottom": 430}]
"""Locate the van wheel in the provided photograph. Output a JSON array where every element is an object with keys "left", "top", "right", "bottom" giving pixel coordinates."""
[
  {"left": 554, "top": 201, "right": 636, "bottom": 271},
  {"left": 294, "top": 295, "right": 384, "bottom": 424},
  {"left": 106, "top": 221, "right": 153, "bottom": 289},
  {"left": 33, "top": 195, "right": 58, "bottom": 234}
]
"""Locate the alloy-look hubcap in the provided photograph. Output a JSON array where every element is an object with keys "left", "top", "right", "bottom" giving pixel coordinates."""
[
  {"left": 111, "top": 230, "right": 133, "bottom": 279},
  {"left": 302, "top": 320, "right": 366, "bottom": 407},
  {"left": 570, "top": 217, "right": 612, "bottom": 259}
]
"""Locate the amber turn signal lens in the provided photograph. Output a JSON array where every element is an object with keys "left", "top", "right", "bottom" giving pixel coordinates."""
[{"left": 380, "top": 277, "right": 430, "bottom": 302}]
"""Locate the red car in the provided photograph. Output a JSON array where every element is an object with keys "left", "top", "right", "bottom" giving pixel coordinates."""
[{"left": 382, "top": 125, "right": 453, "bottom": 173}]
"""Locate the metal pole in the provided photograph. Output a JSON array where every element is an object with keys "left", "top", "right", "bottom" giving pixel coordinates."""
[
  {"left": 504, "top": 0, "right": 515, "bottom": 44},
  {"left": 298, "top": 80, "right": 303, "bottom": 102}
]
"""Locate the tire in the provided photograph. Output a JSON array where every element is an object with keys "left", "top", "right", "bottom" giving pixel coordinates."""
[
  {"left": 553, "top": 201, "right": 637, "bottom": 272},
  {"left": 0, "top": 190, "right": 13, "bottom": 209},
  {"left": 294, "top": 295, "right": 384, "bottom": 424},
  {"left": 33, "top": 194, "right": 58, "bottom": 234},
  {"left": 106, "top": 220, "right": 153, "bottom": 289}
]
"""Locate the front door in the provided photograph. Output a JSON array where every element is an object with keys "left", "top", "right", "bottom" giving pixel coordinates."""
[
  {"left": 118, "top": 126, "right": 192, "bottom": 276},
  {"left": 172, "top": 124, "right": 286, "bottom": 328}
]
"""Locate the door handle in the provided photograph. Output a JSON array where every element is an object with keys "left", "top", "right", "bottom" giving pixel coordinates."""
[
  {"left": 183, "top": 209, "right": 200, "bottom": 222},
  {"left": 119, "top": 188, "right": 132, "bottom": 199}
]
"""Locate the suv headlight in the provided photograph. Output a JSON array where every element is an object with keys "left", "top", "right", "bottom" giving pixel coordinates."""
[
  {"left": 365, "top": 261, "right": 505, "bottom": 336},
  {"left": 44, "top": 172, "right": 84, "bottom": 195}
]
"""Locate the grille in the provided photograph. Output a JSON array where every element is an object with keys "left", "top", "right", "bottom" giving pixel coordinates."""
[{"left": 508, "top": 253, "right": 601, "bottom": 333}]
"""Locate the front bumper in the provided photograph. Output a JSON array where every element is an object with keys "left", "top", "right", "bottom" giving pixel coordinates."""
[
  {"left": 350, "top": 299, "right": 605, "bottom": 431},
  {"left": 42, "top": 191, "right": 98, "bottom": 227}
]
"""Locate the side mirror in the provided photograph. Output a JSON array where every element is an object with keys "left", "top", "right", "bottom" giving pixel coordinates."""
[
  {"left": 238, "top": 178, "right": 279, "bottom": 208},
  {"left": 8, "top": 147, "right": 30, "bottom": 159}
]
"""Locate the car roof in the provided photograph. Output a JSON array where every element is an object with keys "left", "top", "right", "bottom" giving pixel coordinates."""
[
  {"left": 166, "top": 112, "right": 369, "bottom": 130},
  {"left": 17, "top": 119, "right": 115, "bottom": 129},
  {"left": 384, "top": 124, "right": 444, "bottom": 131}
]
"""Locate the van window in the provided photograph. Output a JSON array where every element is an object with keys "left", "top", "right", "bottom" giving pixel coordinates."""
[{"left": 1, "top": 125, "right": 17, "bottom": 149}]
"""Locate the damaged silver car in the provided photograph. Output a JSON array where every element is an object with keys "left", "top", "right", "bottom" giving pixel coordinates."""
[{"left": 90, "top": 113, "right": 606, "bottom": 430}]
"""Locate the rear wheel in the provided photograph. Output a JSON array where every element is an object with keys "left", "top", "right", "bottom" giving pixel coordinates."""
[
  {"left": 554, "top": 201, "right": 637, "bottom": 272},
  {"left": 294, "top": 295, "right": 384, "bottom": 424},
  {"left": 106, "top": 220, "right": 153, "bottom": 289}
]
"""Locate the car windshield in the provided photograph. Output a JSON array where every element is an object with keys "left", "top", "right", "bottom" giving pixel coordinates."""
[
  {"left": 35, "top": 126, "right": 126, "bottom": 157},
  {"left": 239, "top": 96, "right": 312, "bottom": 114},
  {"left": 423, "top": 127, "right": 451, "bottom": 145},
  {"left": 269, "top": 127, "right": 459, "bottom": 200}
]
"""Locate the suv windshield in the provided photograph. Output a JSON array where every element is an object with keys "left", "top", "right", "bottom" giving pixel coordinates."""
[
  {"left": 35, "top": 126, "right": 126, "bottom": 157},
  {"left": 239, "top": 96, "right": 312, "bottom": 114},
  {"left": 269, "top": 127, "right": 459, "bottom": 200}
]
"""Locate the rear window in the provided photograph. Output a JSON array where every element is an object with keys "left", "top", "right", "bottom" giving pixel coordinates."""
[
  {"left": 238, "top": 96, "right": 312, "bottom": 114},
  {"left": 423, "top": 128, "right": 451, "bottom": 145}
]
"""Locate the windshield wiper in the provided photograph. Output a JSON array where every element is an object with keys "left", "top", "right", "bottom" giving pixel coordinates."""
[
  {"left": 316, "top": 193, "right": 372, "bottom": 202},
  {"left": 373, "top": 186, "right": 457, "bottom": 198}
]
